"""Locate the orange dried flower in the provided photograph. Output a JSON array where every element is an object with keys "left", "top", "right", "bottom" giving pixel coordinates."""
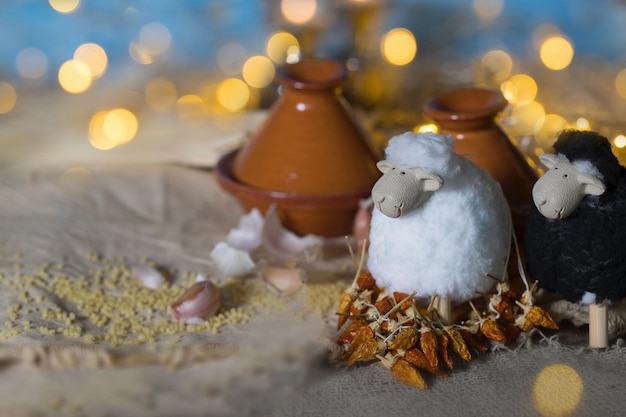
[
  {"left": 347, "top": 338, "right": 379, "bottom": 366},
  {"left": 481, "top": 318, "right": 506, "bottom": 343},
  {"left": 390, "top": 359, "right": 427, "bottom": 390},
  {"left": 405, "top": 348, "right": 447, "bottom": 377},
  {"left": 356, "top": 272, "right": 377, "bottom": 291},
  {"left": 374, "top": 297, "right": 393, "bottom": 316},
  {"left": 337, "top": 319, "right": 368, "bottom": 345},
  {"left": 336, "top": 292, "right": 356, "bottom": 329},
  {"left": 437, "top": 333, "right": 454, "bottom": 370},
  {"left": 526, "top": 305, "right": 559, "bottom": 330},
  {"left": 419, "top": 327, "right": 439, "bottom": 369},
  {"left": 459, "top": 329, "right": 488, "bottom": 353},
  {"left": 393, "top": 292, "right": 413, "bottom": 312},
  {"left": 446, "top": 329, "right": 472, "bottom": 362}
]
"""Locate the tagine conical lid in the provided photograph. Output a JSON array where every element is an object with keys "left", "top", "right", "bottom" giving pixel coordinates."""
[{"left": 232, "top": 59, "right": 381, "bottom": 195}]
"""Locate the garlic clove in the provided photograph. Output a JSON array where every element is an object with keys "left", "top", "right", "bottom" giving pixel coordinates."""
[
  {"left": 170, "top": 280, "right": 221, "bottom": 321},
  {"left": 261, "top": 204, "right": 323, "bottom": 262},
  {"left": 210, "top": 241, "right": 256, "bottom": 277},
  {"left": 262, "top": 264, "right": 306, "bottom": 295},
  {"left": 135, "top": 264, "right": 166, "bottom": 289},
  {"left": 226, "top": 208, "right": 265, "bottom": 251}
]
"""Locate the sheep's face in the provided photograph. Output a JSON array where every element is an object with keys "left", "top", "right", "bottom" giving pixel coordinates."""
[
  {"left": 532, "top": 153, "right": 606, "bottom": 220},
  {"left": 371, "top": 160, "right": 443, "bottom": 218}
]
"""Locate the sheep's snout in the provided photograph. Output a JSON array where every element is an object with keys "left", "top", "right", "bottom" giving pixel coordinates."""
[{"left": 371, "top": 188, "right": 402, "bottom": 218}]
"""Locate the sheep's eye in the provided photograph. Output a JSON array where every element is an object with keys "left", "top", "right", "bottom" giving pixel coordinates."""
[
  {"left": 400, "top": 171, "right": 406, "bottom": 175},
  {"left": 564, "top": 174, "right": 568, "bottom": 178},
  {"left": 554, "top": 167, "right": 558, "bottom": 170}
]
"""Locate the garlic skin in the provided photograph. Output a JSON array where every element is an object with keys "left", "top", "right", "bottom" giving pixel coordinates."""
[
  {"left": 226, "top": 208, "right": 265, "bottom": 251},
  {"left": 170, "top": 280, "right": 221, "bottom": 321},
  {"left": 262, "top": 264, "right": 306, "bottom": 295},
  {"left": 210, "top": 242, "right": 256, "bottom": 277},
  {"left": 261, "top": 205, "right": 323, "bottom": 262},
  {"left": 135, "top": 264, "right": 166, "bottom": 289}
]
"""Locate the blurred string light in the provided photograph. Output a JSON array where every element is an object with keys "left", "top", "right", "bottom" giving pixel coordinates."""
[
  {"left": 16, "top": 47, "right": 48, "bottom": 80},
  {"left": 414, "top": 123, "right": 438, "bottom": 133},
  {"left": 534, "top": 113, "right": 567, "bottom": 147},
  {"left": 533, "top": 364, "right": 583, "bottom": 417},
  {"left": 48, "top": 0, "right": 80, "bottom": 14},
  {"left": 130, "top": 22, "right": 171, "bottom": 65},
  {"left": 266, "top": 32, "right": 300, "bottom": 64},
  {"left": 58, "top": 60, "right": 92, "bottom": 93},
  {"left": 478, "top": 49, "right": 513, "bottom": 85},
  {"left": 74, "top": 43, "right": 108, "bottom": 79},
  {"left": 217, "top": 43, "right": 248, "bottom": 75},
  {"left": 145, "top": 77, "right": 178, "bottom": 112},
  {"left": 176, "top": 95, "right": 207, "bottom": 122},
  {"left": 381, "top": 28, "right": 417, "bottom": 66},
  {"left": 473, "top": 0, "right": 504, "bottom": 20},
  {"left": 510, "top": 100, "right": 545, "bottom": 136},
  {"left": 242, "top": 55, "right": 275, "bottom": 88},
  {"left": 501, "top": 73, "right": 537, "bottom": 105},
  {"left": 89, "top": 108, "right": 138, "bottom": 150},
  {"left": 0, "top": 82, "right": 17, "bottom": 114},
  {"left": 217, "top": 78, "right": 250, "bottom": 111},
  {"left": 614, "top": 134, "right": 626, "bottom": 148},
  {"left": 281, "top": 0, "right": 317, "bottom": 24},
  {"left": 574, "top": 117, "right": 590, "bottom": 130},
  {"left": 614, "top": 68, "right": 626, "bottom": 99},
  {"left": 540, "top": 35, "right": 574, "bottom": 71}
]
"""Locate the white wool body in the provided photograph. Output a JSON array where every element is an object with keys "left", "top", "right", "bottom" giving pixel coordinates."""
[{"left": 367, "top": 132, "right": 511, "bottom": 303}]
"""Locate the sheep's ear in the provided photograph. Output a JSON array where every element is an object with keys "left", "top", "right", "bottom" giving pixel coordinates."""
[
  {"left": 411, "top": 168, "right": 443, "bottom": 192},
  {"left": 539, "top": 153, "right": 560, "bottom": 169},
  {"left": 376, "top": 160, "right": 394, "bottom": 174},
  {"left": 578, "top": 172, "right": 606, "bottom": 196}
]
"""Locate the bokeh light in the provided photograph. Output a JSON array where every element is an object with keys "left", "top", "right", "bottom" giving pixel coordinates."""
[
  {"left": 500, "top": 74, "right": 538, "bottom": 105},
  {"left": 614, "top": 134, "right": 626, "bottom": 148},
  {"left": 0, "top": 82, "right": 17, "bottom": 114},
  {"left": 414, "top": 123, "right": 439, "bottom": 133},
  {"left": 145, "top": 77, "right": 178, "bottom": 112},
  {"left": 614, "top": 68, "right": 626, "bottom": 99},
  {"left": 49, "top": 0, "right": 80, "bottom": 14},
  {"left": 473, "top": 0, "right": 504, "bottom": 20},
  {"left": 217, "top": 43, "right": 248, "bottom": 75},
  {"left": 89, "top": 108, "right": 138, "bottom": 150},
  {"left": 479, "top": 49, "right": 513, "bottom": 84},
  {"left": 281, "top": 0, "right": 317, "bottom": 24},
  {"left": 16, "top": 47, "right": 48, "bottom": 80},
  {"left": 139, "top": 22, "right": 172, "bottom": 56},
  {"left": 510, "top": 100, "right": 545, "bottom": 136},
  {"left": 533, "top": 364, "right": 583, "bottom": 417},
  {"left": 74, "top": 43, "right": 108, "bottom": 79},
  {"left": 176, "top": 94, "right": 208, "bottom": 122},
  {"left": 129, "top": 41, "right": 153, "bottom": 65},
  {"left": 540, "top": 36, "right": 574, "bottom": 70},
  {"left": 58, "top": 60, "right": 92, "bottom": 94},
  {"left": 242, "top": 55, "right": 275, "bottom": 88},
  {"left": 266, "top": 32, "right": 300, "bottom": 64},
  {"left": 381, "top": 28, "right": 417, "bottom": 66},
  {"left": 534, "top": 113, "right": 567, "bottom": 147},
  {"left": 216, "top": 78, "right": 250, "bottom": 111},
  {"left": 574, "top": 117, "right": 591, "bottom": 130}
]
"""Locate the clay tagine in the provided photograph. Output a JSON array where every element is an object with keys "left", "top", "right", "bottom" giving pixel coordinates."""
[{"left": 216, "top": 59, "right": 381, "bottom": 237}]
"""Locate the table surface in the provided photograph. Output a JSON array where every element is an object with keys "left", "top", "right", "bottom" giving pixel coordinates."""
[{"left": 1, "top": 90, "right": 626, "bottom": 417}]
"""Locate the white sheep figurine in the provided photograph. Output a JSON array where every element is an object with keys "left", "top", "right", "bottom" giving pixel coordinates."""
[{"left": 367, "top": 132, "right": 512, "bottom": 316}]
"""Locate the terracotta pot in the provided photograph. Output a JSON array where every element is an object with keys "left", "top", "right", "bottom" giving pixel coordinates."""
[
  {"left": 424, "top": 88, "right": 537, "bottom": 229},
  {"left": 232, "top": 59, "right": 380, "bottom": 195},
  {"left": 216, "top": 150, "right": 371, "bottom": 237}
]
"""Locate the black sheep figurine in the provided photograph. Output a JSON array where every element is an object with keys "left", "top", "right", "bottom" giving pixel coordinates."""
[{"left": 525, "top": 130, "right": 626, "bottom": 347}]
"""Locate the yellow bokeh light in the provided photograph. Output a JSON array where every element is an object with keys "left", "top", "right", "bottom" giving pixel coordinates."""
[
  {"left": 500, "top": 74, "right": 537, "bottom": 105},
  {"left": 614, "top": 135, "right": 626, "bottom": 148},
  {"left": 217, "top": 43, "right": 248, "bottom": 75},
  {"left": 89, "top": 109, "right": 138, "bottom": 150},
  {"left": 58, "top": 60, "right": 92, "bottom": 94},
  {"left": 139, "top": 22, "right": 172, "bottom": 56},
  {"left": 266, "top": 32, "right": 300, "bottom": 64},
  {"left": 176, "top": 95, "right": 208, "bottom": 121},
  {"left": 0, "top": 82, "right": 17, "bottom": 114},
  {"left": 510, "top": 100, "right": 545, "bottom": 136},
  {"left": 49, "top": 0, "right": 80, "bottom": 14},
  {"left": 242, "top": 55, "right": 275, "bottom": 88},
  {"left": 414, "top": 123, "right": 439, "bottom": 134},
  {"left": 216, "top": 78, "right": 250, "bottom": 112},
  {"left": 129, "top": 41, "right": 153, "bottom": 65},
  {"left": 381, "top": 28, "right": 417, "bottom": 66},
  {"left": 614, "top": 68, "right": 626, "bottom": 99},
  {"left": 540, "top": 36, "right": 574, "bottom": 71},
  {"left": 74, "top": 43, "right": 108, "bottom": 79},
  {"left": 16, "top": 47, "right": 48, "bottom": 80},
  {"left": 281, "top": 0, "right": 317, "bottom": 24},
  {"left": 575, "top": 117, "right": 591, "bottom": 130},
  {"left": 473, "top": 0, "right": 504, "bottom": 20},
  {"left": 145, "top": 77, "right": 178, "bottom": 112},
  {"left": 479, "top": 49, "right": 513, "bottom": 84},
  {"left": 535, "top": 114, "right": 567, "bottom": 148},
  {"left": 533, "top": 364, "right": 583, "bottom": 417}
]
